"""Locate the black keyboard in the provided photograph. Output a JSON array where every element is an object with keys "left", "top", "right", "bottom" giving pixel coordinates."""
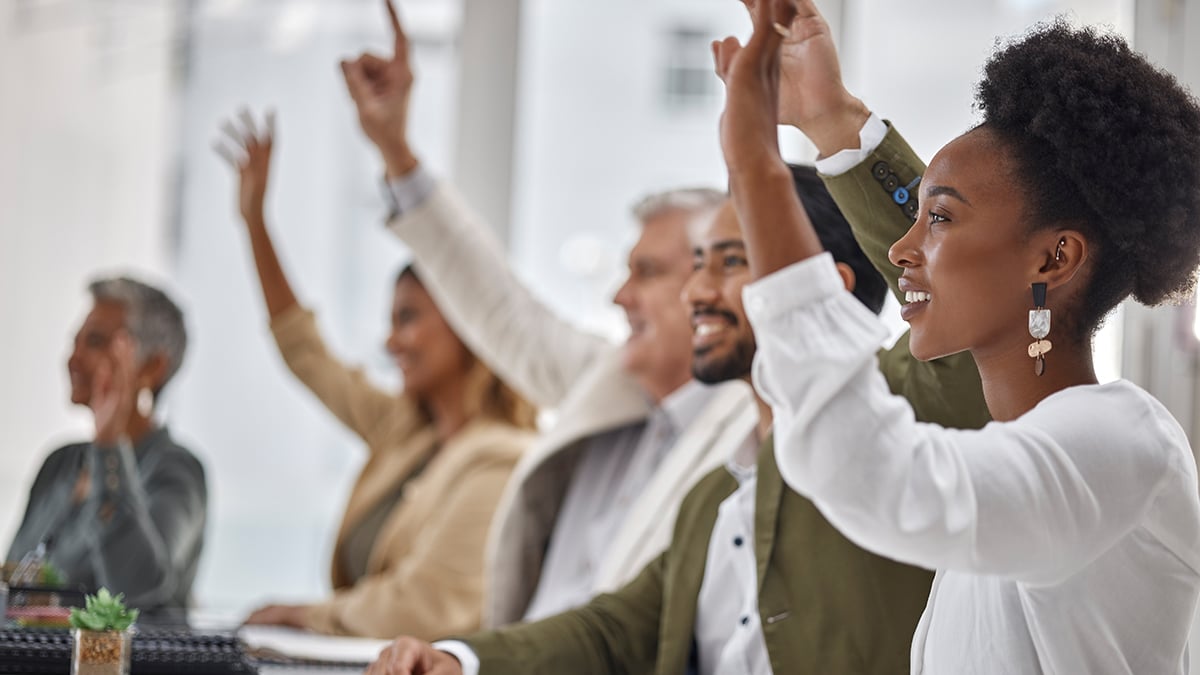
[{"left": 0, "top": 627, "right": 258, "bottom": 674}]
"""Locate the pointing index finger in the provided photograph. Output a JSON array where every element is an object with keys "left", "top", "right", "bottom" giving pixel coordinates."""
[{"left": 385, "top": 0, "right": 406, "bottom": 48}]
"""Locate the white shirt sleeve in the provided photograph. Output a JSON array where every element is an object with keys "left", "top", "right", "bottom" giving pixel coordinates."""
[
  {"left": 383, "top": 165, "right": 438, "bottom": 217},
  {"left": 812, "top": 113, "right": 888, "bottom": 177},
  {"left": 743, "top": 254, "right": 1178, "bottom": 586},
  {"left": 431, "top": 640, "right": 479, "bottom": 675}
]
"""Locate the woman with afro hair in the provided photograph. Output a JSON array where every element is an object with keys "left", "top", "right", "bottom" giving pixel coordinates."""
[{"left": 713, "top": 0, "right": 1200, "bottom": 672}]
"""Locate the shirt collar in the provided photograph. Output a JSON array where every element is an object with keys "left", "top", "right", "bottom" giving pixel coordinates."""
[
  {"left": 654, "top": 379, "right": 716, "bottom": 435},
  {"left": 725, "top": 431, "right": 760, "bottom": 485}
]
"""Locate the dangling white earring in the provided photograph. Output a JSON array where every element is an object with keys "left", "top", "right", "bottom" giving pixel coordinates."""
[
  {"left": 136, "top": 387, "right": 155, "bottom": 418},
  {"left": 1028, "top": 282, "right": 1052, "bottom": 376}
]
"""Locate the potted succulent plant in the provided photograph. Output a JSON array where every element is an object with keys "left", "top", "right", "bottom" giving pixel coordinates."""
[{"left": 69, "top": 588, "right": 138, "bottom": 675}]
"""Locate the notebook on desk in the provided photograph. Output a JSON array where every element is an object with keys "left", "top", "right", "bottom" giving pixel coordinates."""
[{"left": 237, "top": 624, "right": 389, "bottom": 666}]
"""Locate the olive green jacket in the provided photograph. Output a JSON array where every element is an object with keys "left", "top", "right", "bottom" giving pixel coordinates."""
[{"left": 459, "top": 125, "right": 990, "bottom": 674}]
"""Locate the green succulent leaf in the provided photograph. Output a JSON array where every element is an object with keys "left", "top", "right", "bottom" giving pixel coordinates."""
[{"left": 68, "top": 587, "right": 138, "bottom": 631}]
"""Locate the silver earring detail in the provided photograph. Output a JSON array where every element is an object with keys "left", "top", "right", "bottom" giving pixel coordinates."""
[
  {"left": 1055, "top": 238, "right": 1065, "bottom": 262},
  {"left": 136, "top": 387, "right": 154, "bottom": 418},
  {"left": 1028, "top": 282, "right": 1052, "bottom": 376}
]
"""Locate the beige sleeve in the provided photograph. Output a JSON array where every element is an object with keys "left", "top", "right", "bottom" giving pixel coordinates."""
[
  {"left": 269, "top": 305, "right": 420, "bottom": 453},
  {"left": 303, "top": 446, "right": 520, "bottom": 639}
]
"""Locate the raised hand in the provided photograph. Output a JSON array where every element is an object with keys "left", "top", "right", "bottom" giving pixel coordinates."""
[
  {"left": 365, "top": 637, "right": 463, "bottom": 675},
  {"left": 341, "top": 0, "right": 418, "bottom": 178},
  {"left": 713, "top": 0, "right": 826, "bottom": 279},
  {"left": 91, "top": 332, "right": 138, "bottom": 447},
  {"left": 213, "top": 109, "right": 275, "bottom": 227},
  {"left": 740, "top": 0, "right": 869, "bottom": 157},
  {"left": 712, "top": 0, "right": 797, "bottom": 175}
]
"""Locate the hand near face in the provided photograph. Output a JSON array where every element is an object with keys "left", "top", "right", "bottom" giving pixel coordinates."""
[
  {"left": 366, "top": 637, "right": 463, "bottom": 675},
  {"left": 242, "top": 603, "right": 310, "bottom": 630},
  {"left": 713, "top": 0, "right": 797, "bottom": 175},
  {"left": 91, "top": 332, "right": 137, "bottom": 447},
  {"left": 341, "top": 0, "right": 418, "bottom": 178},
  {"left": 213, "top": 109, "right": 275, "bottom": 227}
]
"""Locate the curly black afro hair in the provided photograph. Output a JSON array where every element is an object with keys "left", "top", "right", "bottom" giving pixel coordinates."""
[{"left": 975, "top": 19, "right": 1200, "bottom": 335}]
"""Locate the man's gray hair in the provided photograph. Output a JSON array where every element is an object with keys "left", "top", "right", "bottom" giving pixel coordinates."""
[
  {"left": 631, "top": 187, "right": 726, "bottom": 223},
  {"left": 631, "top": 187, "right": 727, "bottom": 243},
  {"left": 89, "top": 276, "right": 188, "bottom": 392}
]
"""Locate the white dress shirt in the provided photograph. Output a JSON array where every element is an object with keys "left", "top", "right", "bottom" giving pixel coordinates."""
[
  {"left": 522, "top": 379, "right": 715, "bottom": 621},
  {"left": 694, "top": 433, "right": 773, "bottom": 675},
  {"left": 433, "top": 381, "right": 717, "bottom": 675},
  {"left": 744, "top": 253, "right": 1200, "bottom": 674}
]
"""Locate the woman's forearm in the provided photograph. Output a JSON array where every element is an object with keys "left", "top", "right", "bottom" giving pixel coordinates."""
[{"left": 243, "top": 214, "right": 299, "bottom": 320}]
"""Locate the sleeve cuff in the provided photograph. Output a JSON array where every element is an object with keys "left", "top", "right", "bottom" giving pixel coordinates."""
[
  {"left": 742, "top": 253, "right": 846, "bottom": 322},
  {"left": 384, "top": 165, "right": 438, "bottom": 218},
  {"left": 813, "top": 113, "right": 888, "bottom": 177},
  {"left": 432, "top": 640, "right": 480, "bottom": 675}
]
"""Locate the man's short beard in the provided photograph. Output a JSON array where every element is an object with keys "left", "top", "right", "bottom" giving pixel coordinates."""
[{"left": 692, "top": 335, "right": 756, "bottom": 384}]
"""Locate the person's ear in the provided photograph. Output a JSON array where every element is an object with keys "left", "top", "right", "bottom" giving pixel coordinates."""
[
  {"left": 834, "top": 261, "right": 857, "bottom": 294},
  {"left": 138, "top": 352, "right": 170, "bottom": 393},
  {"left": 1035, "top": 230, "right": 1088, "bottom": 292}
]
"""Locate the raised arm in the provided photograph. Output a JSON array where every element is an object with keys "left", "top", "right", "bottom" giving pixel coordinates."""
[
  {"left": 215, "top": 112, "right": 418, "bottom": 449},
  {"left": 746, "top": 0, "right": 988, "bottom": 427},
  {"left": 214, "top": 110, "right": 297, "bottom": 320},
  {"left": 725, "top": 0, "right": 1166, "bottom": 584},
  {"left": 340, "top": 1, "right": 608, "bottom": 408}
]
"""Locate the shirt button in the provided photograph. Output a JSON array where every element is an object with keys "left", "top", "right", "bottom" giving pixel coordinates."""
[
  {"left": 733, "top": 536, "right": 744, "bottom": 547},
  {"left": 105, "top": 455, "right": 119, "bottom": 471},
  {"left": 740, "top": 615, "right": 750, "bottom": 626},
  {"left": 871, "top": 161, "right": 890, "bottom": 180},
  {"left": 106, "top": 475, "right": 120, "bottom": 491}
]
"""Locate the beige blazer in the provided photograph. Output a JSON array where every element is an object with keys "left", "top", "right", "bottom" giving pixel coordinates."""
[
  {"left": 387, "top": 184, "right": 757, "bottom": 628},
  {"left": 270, "top": 306, "right": 534, "bottom": 639}
]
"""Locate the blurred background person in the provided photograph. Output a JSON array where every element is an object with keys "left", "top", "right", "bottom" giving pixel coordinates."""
[
  {"left": 6, "top": 277, "right": 205, "bottom": 621},
  {"left": 215, "top": 110, "right": 537, "bottom": 639}
]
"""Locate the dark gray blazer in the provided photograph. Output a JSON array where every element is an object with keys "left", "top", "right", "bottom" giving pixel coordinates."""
[{"left": 7, "top": 427, "right": 207, "bottom": 617}]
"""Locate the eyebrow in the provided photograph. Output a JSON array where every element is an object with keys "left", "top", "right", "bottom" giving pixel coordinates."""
[
  {"left": 694, "top": 239, "right": 746, "bottom": 255},
  {"left": 924, "top": 184, "right": 972, "bottom": 206}
]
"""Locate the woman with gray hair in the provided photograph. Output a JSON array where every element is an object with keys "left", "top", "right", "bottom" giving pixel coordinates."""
[{"left": 6, "top": 277, "right": 206, "bottom": 620}]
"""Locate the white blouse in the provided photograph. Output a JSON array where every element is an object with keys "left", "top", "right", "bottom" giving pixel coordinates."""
[{"left": 744, "top": 253, "right": 1200, "bottom": 674}]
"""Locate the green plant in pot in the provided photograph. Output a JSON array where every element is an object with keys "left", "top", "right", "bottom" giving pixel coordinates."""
[{"left": 69, "top": 588, "right": 138, "bottom": 675}]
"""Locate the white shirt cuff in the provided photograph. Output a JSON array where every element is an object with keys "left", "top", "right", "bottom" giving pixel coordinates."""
[
  {"left": 813, "top": 113, "right": 888, "bottom": 177},
  {"left": 383, "top": 164, "right": 437, "bottom": 218},
  {"left": 742, "top": 253, "right": 845, "bottom": 322},
  {"left": 432, "top": 640, "right": 479, "bottom": 675}
]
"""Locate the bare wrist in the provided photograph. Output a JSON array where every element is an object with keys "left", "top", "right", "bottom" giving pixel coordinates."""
[
  {"left": 797, "top": 96, "right": 871, "bottom": 159},
  {"left": 380, "top": 141, "right": 419, "bottom": 179}
]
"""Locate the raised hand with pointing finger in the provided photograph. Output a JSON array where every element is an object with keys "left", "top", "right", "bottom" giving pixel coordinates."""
[{"left": 341, "top": 0, "right": 419, "bottom": 178}]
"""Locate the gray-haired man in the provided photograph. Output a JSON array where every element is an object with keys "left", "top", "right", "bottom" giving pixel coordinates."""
[{"left": 339, "top": 1, "right": 757, "bottom": 630}]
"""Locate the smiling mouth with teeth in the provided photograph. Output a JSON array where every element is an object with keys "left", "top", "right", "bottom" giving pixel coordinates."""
[
  {"left": 904, "top": 291, "right": 932, "bottom": 303},
  {"left": 695, "top": 324, "right": 723, "bottom": 336}
]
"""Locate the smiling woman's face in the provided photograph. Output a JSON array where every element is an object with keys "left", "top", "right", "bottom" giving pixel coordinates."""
[{"left": 888, "top": 127, "right": 1050, "bottom": 362}]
